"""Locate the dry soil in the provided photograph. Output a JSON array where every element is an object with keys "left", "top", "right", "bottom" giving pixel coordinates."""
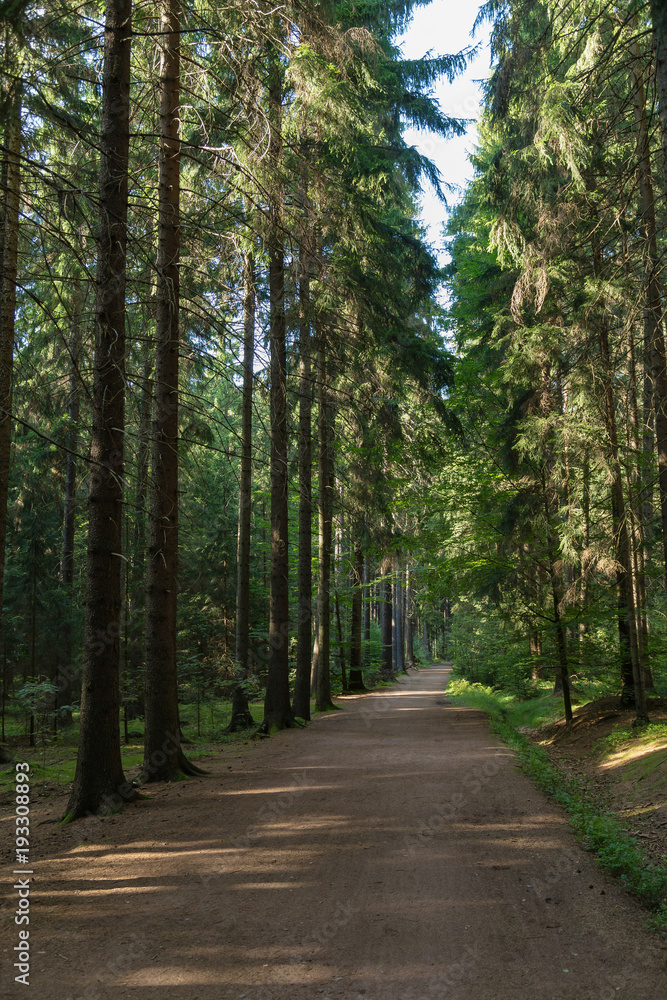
[{"left": 2, "top": 664, "right": 667, "bottom": 1000}]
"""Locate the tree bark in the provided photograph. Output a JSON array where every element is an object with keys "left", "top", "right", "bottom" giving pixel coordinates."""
[
  {"left": 229, "top": 252, "right": 256, "bottom": 731},
  {"left": 363, "top": 553, "right": 371, "bottom": 670},
  {"left": 549, "top": 564, "right": 572, "bottom": 725},
  {"left": 56, "top": 282, "right": 82, "bottom": 723},
  {"left": 348, "top": 530, "right": 366, "bottom": 690},
  {"left": 395, "top": 558, "right": 405, "bottom": 673},
  {"left": 293, "top": 240, "right": 313, "bottom": 720},
  {"left": 125, "top": 336, "right": 153, "bottom": 719},
  {"left": 263, "top": 43, "right": 293, "bottom": 730},
  {"left": 0, "top": 65, "right": 20, "bottom": 706},
  {"left": 143, "top": 0, "right": 201, "bottom": 781},
  {"left": 381, "top": 559, "right": 393, "bottom": 679},
  {"left": 631, "top": 39, "right": 667, "bottom": 592},
  {"left": 651, "top": 0, "right": 667, "bottom": 202},
  {"left": 65, "top": 0, "right": 135, "bottom": 819},
  {"left": 405, "top": 563, "right": 415, "bottom": 666},
  {"left": 599, "top": 319, "right": 648, "bottom": 723},
  {"left": 315, "top": 329, "right": 335, "bottom": 711},
  {"left": 335, "top": 588, "right": 347, "bottom": 690}
]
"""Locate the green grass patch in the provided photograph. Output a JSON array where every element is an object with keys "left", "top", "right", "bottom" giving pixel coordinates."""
[
  {"left": 446, "top": 677, "right": 566, "bottom": 730},
  {"left": 0, "top": 697, "right": 267, "bottom": 799},
  {"left": 450, "top": 679, "right": 667, "bottom": 932},
  {"left": 593, "top": 721, "right": 667, "bottom": 758}
]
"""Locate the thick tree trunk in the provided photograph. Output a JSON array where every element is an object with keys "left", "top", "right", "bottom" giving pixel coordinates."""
[
  {"left": 229, "top": 252, "right": 256, "bottom": 731},
  {"left": 143, "top": 0, "right": 200, "bottom": 781},
  {"left": 293, "top": 243, "right": 313, "bottom": 720},
  {"left": 65, "top": 0, "right": 135, "bottom": 819},
  {"left": 315, "top": 331, "right": 335, "bottom": 711}
]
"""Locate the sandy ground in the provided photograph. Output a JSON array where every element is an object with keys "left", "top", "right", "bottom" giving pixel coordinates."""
[{"left": 2, "top": 664, "right": 667, "bottom": 1000}]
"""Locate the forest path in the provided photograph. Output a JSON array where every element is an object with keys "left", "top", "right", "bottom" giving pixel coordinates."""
[{"left": 4, "top": 664, "right": 667, "bottom": 999}]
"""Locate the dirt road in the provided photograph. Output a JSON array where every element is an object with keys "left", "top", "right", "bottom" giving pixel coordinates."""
[{"left": 2, "top": 664, "right": 667, "bottom": 999}]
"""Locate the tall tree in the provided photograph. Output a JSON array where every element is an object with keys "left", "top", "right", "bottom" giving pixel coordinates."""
[
  {"left": 347, "top": 529, "right": 366, "bottom": 690},
  {"left": 315, "top": 327, "right": 335, "bottom": 712},
  {"left": 143, "top": 0, "right": 201, "bottom": 780},
  {"left": 65, "top": 0, "right": 134, "bottom": 820},
  {"left": 229, "top": 251, "right": 256, "bottom": 731},
  {"left": 0, "top": 31, "right": 21, "bottom": 702},
  {"left": 293, "top": 235, "right": 313, "bottom": 720},
  {"left": 263, "top": 28, "right": 294, "bottom": 730}
]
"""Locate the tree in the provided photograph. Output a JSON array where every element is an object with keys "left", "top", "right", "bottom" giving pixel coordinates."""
[
  {"left": 229, "top": 251, "right": 256, "bottom": 731},
  {"left": 65, "top": 0, "right": 135, "bottom": 820},
  {"left": 293, "top": 232, "right": 314, "bottom": 719},
  {"left": 263, "top": 25, "right": 294, "bottom": 730}
]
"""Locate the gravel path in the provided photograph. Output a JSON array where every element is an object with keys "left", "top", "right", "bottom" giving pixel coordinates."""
[{"left": 2, "top": 664, "right": 666, "bottom": 999}]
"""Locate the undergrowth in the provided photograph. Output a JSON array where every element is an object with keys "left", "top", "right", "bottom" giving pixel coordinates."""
[
  {"left": 449, "top": 678, "right": 667, "bottom": 933},
  {"left": 594, "top": 721, "right": 667, "bottom": 757}
]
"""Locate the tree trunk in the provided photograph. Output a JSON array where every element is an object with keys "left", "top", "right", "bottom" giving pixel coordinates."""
[
  {"left": 229, "top": 252, "right": 256, "bottom": 731},
  {"left": 381, "top": 559, "right": 393, "bottom": 679},
  {"left": 540, "top": 362, "right": 573, "bottom": 722},
  {"left": 56, "top": 282, "right": 82, "bottom": 723},
  {"left": 143, "top": 0, "right": 200, "bottom": 781},
  {"left": 126, "top": 336, "right": 153, "bottom": 720},
  {"left": 315, "top": 329, "right": 335, "bottom": 711},
  {"left": 651, "top": 0, "right": 667, "bottom": 203},
  {"left": 549, "top": 565, "right": 572, "bottom": 724},
  {"left": 335, "top": 588, "right": 347, "bottom": 690},
  {"left": 263, "top": 44, "right": 293, "bottom": 731},
  {"left": 65, "top": 0, "right": 135, "bottom": 819},
  {"left": 395, "top": 559, "right": 405, "bottom": 673},
  {"left": 405, "top": 564, "right": 415, "bottom": 666},
  {"left": 293, "top": 240, "right": 313, "bottom": 720},
  {"left": 0, "top": 69, "right": 20, "bottom": 710},
  {"left": 363, "top": 553, "right": 370, "bottom": 670},
  {"left": 348, "top": 531, "right": 366, "bottom": 690},
  {"left": 631, "top": 39, "right": 667, "bottom": 592},
  {"left": 599, "top": 318, "right": 648, "bottom": 723}
]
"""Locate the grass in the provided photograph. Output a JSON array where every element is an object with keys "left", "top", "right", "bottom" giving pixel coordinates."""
[
  {"left": 446, "top": 677, "right": 566, "bottom": 730},
  {"left": 594, "top": 721, "right": 667, "bottom": 757},
  {"left": 0, "top": 695, "right": 268, "bottom": 799},
  {"left": 449, "top": 678, "right": 667, "bottom": 933}
]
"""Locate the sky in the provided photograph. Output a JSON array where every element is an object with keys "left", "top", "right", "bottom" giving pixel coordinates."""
[{"left": 397, "top": 1, "right": 494, "bottom": 261}]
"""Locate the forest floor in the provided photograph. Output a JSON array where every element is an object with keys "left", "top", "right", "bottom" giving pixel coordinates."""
[
  {"left": 2, "top": 664, "right": 667, "bottom": 1000},
  {"left": 540, "top": 696, "right": 667, "bottom": 870}
]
